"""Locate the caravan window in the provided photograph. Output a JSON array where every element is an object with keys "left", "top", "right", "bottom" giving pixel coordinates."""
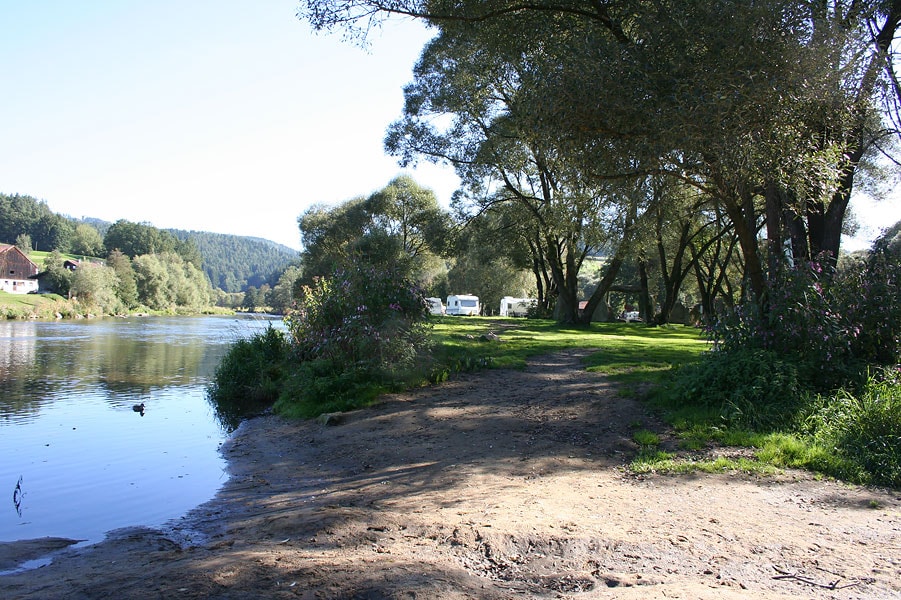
[{"left": 460, "top": 299, "right": 477, "bottom": 307}]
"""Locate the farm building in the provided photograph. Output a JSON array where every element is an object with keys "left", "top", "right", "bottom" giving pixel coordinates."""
[{"left": 0, "top": 244, "right": 40, "bottom": 294}]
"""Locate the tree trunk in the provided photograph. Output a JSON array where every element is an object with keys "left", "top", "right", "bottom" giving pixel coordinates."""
[
  {"left": 578, "top": 256, "right": 624, "bottom": 325},
  {"left": 764, "top": 181, "right": 784, "bottom": 277},
  {"left": 722, "top": 193, "right": 766, "bottom": 303},
  {"left": 637, "top": 259, "right": 652, "bottom": 323}
]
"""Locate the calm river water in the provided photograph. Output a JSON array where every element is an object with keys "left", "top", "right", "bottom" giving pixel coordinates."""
[{"left": 0, "top": 314, "right": 281, "bottom": 548}]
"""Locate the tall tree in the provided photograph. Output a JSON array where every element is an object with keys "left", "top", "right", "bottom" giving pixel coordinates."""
[
  {"left": 467, "top": 202, "right": 557, "bottom": 315},
  {"left": 301, "top": 0, "right": 901, "bottom": 306},
  {"left": 70, "top": 264, "right": 120, "bottom": 312},
  {"left": 70, "top": 223, "right": 105, "bottom": 257},
  {"left": 368, "top": 175, "right": 451, "bottom": 260},
  {"left": 298, "top": 197, "right": 371, "bottom": 279},
  {"left": 107, "top": 249, "right": 139, "bottom": 309},
  {"left": 14, "top": 233, "right": 32, "bottom": 254},
  {"left": 297, "top": 178, "right": 451, "bottom": 285},
  {"left": 385, "top": 27, "right": 642, "bottom": 323},
  {"left": 104, "top": 220, "right": 174, "bottom": 258},
  {"left": 40, "top": 250, "right": 72, "bottom": 297},
  {"left": 266, "top": 264, "right": 302, "bottom": 313},
  {"left": 0, "top": 193, "right": 71, "bottom": 250}
]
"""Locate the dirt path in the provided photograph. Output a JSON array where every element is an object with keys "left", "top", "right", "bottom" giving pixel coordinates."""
[{"left": 3, "top": 350, "right": 900, "bottom": 599}]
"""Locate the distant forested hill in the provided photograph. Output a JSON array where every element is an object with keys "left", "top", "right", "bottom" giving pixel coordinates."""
[
  {"left": 168, "top": 229, "right": 299, "bottom": 293},
  {"left": 0, "top": 193, "right": 298, "bottom": 294}
]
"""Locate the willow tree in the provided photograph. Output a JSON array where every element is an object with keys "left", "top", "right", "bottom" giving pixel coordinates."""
[
  {"left": 297, "top": 177, "right": 451, "bottom": 287},
  {"left": 465, "top": 201, "right": 559, "bottom": 316},
  {"left": 384, "top": 27, "right": 644, "bottom": 324},
  {"left": 300, "top": 0, "right": 901, "bottom": 306}
]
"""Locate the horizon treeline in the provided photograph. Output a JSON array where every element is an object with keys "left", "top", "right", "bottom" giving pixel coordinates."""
[{"left": 0, "top": 193, "right": 297, "bottom": 298}]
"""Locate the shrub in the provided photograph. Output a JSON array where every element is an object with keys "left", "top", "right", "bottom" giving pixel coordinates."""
[
  {"left": 287, "top": 265, "right": 430, "bottom": 368},
  {"left": 278, "top": 263, "right": 432, "bottom": 415},
  {"left": 711, "top": 234, "right": 901, "bottom": 396},
  {"left": 207, "top": 325, "right": 290, "bottom": 428},
  {"left": 661, "top": 347, "right": 802, "bottom": 429},
  {"left": 805, "top": 369, "right": 901, "bottom": 487},
  {"left": 273, "top": 358, "right": 389, "bottom": 418},
  {"left": 710, "top": 258, "right": 861, "bottom": 391},
  {"left": 835, "top": 237, "right": 901, "bottom": 366}
]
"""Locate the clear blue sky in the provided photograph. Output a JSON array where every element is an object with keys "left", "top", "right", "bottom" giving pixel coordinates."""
[
  {"left": 1, "top": 1, "right": 898, "bottom": 251},
  {"left": 0, "top": 0, "right": 458, "bottom": 250}
]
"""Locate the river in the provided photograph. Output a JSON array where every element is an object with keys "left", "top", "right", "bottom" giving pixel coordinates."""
[{"left": 0, "top": 314, "right": 281, "bottom": 550}]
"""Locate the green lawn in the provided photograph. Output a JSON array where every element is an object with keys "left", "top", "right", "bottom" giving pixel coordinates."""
[
  {"left": 425, "top": 317, "right": 900, "bottom": 487},
  {"left": 27, "top": 250, "right": 104, "bottom": 265},
  {"left": 0, "top": 290, "right": 70, "bottom": 318},
  {"left": 428, "top": 316, "right": 707, "bottom": 387}
]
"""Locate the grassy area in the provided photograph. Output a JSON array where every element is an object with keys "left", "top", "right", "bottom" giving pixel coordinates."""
[
  {"left": 415, "top": 317, "right": 901, "bottom": 487},
  {"left": 215, "top": 314, "right": 900, "bottom": 487},
  {"left": 27, "top": 250, "right": 104, "bottom": 265},
  {"left": 0, "top": 290, "right": 71, "bottom": 318},
  {"left": 428, "top": 316, "right": 706, "bottom": 378},
  {"left": 0, "top": 290, "right": 62, "bottom": 309}
]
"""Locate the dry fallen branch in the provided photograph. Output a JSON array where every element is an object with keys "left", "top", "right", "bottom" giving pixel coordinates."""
[{"left": 772, "top": 565, "right": 860, "bottom": 590}]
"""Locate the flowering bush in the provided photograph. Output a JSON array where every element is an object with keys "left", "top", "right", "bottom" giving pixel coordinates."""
[
  {"left": 711, "top": 255, "right": 861, "bottom": 391},
  {"left": 210, "top": 265, "right": 433, "bottom": 420},
  {"left": 286, "top": 264, "right": 430, "bottom": 370},
  {"left": 693, "top": 236, "right": 900, "bottom": 424},
  {"left": 277, "top": 264, "right": 432, "bottom": 415},
  {"left": 835, "top": 238, "right": 901, "bottom": 367}
]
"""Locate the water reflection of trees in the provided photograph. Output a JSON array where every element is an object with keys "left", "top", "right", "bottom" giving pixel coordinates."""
[
  {"left": 0, "top": 320, "right": 210, "bottom": 420},
  {"left": 0, "top": 321, "right": 40, "bottom": 420}
]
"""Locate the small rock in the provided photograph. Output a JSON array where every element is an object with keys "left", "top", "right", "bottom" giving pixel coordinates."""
[{"left": 317, "top": 412, "right": 344, "bottom": 426}]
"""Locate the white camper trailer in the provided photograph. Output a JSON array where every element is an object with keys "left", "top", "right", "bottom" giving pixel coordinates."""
[
  {"left": 499, "top": 296, "right": 535, "bottom": 317},
  {"left": 446, "top": 294, "right": 480, "bottom": 316},
  {"left": 426, "top": 297, "right": 445, "bottom": 315}
]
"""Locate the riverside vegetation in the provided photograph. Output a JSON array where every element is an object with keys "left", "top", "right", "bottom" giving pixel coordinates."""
[
  {"left": 210, "top": 254, "right": 901, "bottom": 490},
  {"left": 1, "top": 193, "right": 297, "bottom": 319}
]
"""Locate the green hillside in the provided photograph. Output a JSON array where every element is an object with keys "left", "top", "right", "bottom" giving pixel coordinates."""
[
  {"left": 168, "top": 229, "right": 299, "bottom": 293},
  {"left": 1, "top": 193, "right": 298, "bottom": 293}
]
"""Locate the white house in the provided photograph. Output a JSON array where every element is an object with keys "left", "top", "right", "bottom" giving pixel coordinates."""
[
  {"left": 0, "top": 244, "right": 39, "bottom": 294},
  {"left": 446, "top": 294, "right": 480, "bottom": 316}
]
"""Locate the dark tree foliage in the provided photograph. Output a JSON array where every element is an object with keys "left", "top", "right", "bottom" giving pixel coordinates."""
[
  {"left": 0, "top": 193, "right": 74, "bottom": 251},
  {"left": 168, "top": 230, "right": 298, "bottom": 293},
  {"left": 107, "top": 249, "right": 139, "bottom": 309},
  {"left": 40, "top": 249, "right": 72, "bottom": 296},
  {"left": 103, "top": 220, "right": 179, "bottom": 258},
  {"left": 301, "top": 0, "right": 901, "bottom": 308}
]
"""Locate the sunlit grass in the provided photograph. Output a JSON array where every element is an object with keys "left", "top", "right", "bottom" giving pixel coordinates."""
[
  {"left": 0, "top": 290, "right": 71, "bottom": 318},
  {"left": 427, "top": 318, "right": 898, "bottom": 487},
  {"left": 29, "top": 250, "right": 103, "bottom": 264},
  {"left": 633, "top": 429, "right": 661, "bottom": 446},
  {"left": 631, "top": 450, "right": 779, "bottom": 476},
  {"left": 428, "top": 316, "right": 708, "bottom": 377},
  {"left": 0, "top": 290, "right": 59, "bottom": 308}
]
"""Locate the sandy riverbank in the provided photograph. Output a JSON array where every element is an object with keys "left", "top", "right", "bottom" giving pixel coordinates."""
[{"left": 3, "top": 350, "right": 900, "bottom": 599}]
